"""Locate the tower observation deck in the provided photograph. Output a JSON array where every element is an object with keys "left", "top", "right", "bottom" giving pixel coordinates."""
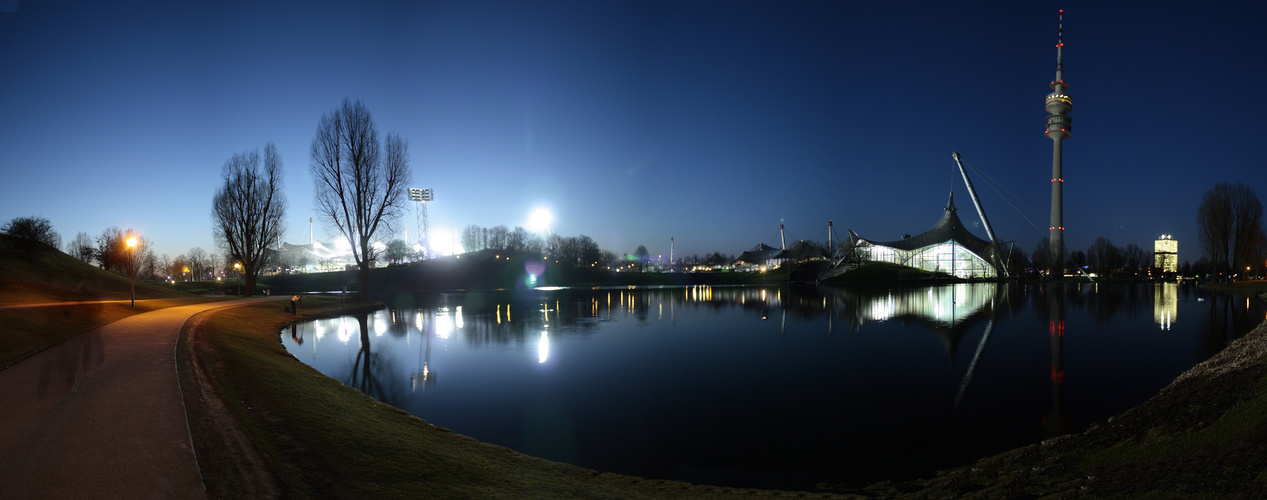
[{"left": 1045, "top": 9, "right": 1072, "bottom": 276}]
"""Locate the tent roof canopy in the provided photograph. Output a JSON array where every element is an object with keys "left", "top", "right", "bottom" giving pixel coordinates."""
[{"left": 849, "top": 193, "right": 993, "bottom": 258}]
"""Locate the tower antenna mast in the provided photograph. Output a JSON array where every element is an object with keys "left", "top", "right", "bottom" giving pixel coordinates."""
[{"left": 1044, "top": 9, "right": 1072, "bottom": 277}]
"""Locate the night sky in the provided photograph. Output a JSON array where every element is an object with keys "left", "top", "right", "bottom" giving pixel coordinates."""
[{"left": 2, "top": 1, "right": 1264, "bottom": 264}]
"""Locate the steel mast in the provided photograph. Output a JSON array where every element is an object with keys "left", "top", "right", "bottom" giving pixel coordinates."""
[{"left": 952, "top": 152, "right": 1008, "bottom": 277}]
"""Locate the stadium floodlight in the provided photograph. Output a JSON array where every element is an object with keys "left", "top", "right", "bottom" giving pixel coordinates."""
[{"left": 409, "top": 188, "right": 434, "bottom": 202}]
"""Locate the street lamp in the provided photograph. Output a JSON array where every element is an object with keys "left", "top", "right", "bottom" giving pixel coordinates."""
[
  {"left": 234, "top": 262, "right": 242, "bottom": 296},
  {"left": 126, "top": 236, "right": 137, "bottom": 307},
  {"left": 183, "top": 266, "right": 189, "bottom": 282}
]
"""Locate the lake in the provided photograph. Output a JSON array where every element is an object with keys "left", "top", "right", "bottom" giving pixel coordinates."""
[{"left": 280, "top": 282, "right": 1266, "bottom": 490}]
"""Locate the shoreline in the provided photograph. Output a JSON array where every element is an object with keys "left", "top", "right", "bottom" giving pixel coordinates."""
[
  {"left": 862, "top": 290, "right": 1267, "bottom": 497},
  {"left": 180, "top": 290, "right": 1267, "bottom": 497}
]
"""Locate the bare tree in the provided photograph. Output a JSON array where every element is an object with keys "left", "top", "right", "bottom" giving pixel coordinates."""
[
  {"left": 138, "top": 248, "right": 158, "bottom": 281},
  {"left": 310, "top": 99, "right": 412, "bottom": 300},
  {"left": 157, "top": 254, "right": 172, "bottom": 280},
  {"left": 212, "top": 143, "right": 287, "bottom": 296},
  {"left": 209, "top": 251, "right": 224, "bottom": 278},
  {"left": 1229, "top": 184, "right": 1264, "bottom": 274},
  {"left": 92, "top": 226, "right": 149, "bottom": 278},
  {"left": 1198, "top": 182, "right": 1263, "bottom": 279},
  {"left": 1031, "top": 236, "right": 1050, "bottom": 274},
  {"left": 67, "top": 231, "right": 94, "bottom": 262},
  {"left": 461, "top": 225, "right": 482, "bottom": 253},
  {"left": 187, "top": 247, "right": 209, "bottom": 281},
  {"left": 171, "top": 255, "right": 189, "bottom": 281},
  {"left": 1198, "top": 184, "right": 1233, "bottom": 276}
]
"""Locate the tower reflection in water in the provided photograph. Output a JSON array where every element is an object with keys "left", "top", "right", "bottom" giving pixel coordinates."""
[
  {"left": 1154, "top": 282, "right": 1178, "bottom": 330},
  {"left": 1043, "top": 285, "right": 1066, "bottom": 437},
  {"left": 279, "top": 282, "right": 1266, "bottom": 490}
]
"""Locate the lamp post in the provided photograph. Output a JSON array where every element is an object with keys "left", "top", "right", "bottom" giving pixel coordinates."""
[
  {"left": 126, "top": 236, "right": 137, "bottom": 307},
  {"left": 234, "top": 262, "right": 242, "bottom": 296},
  {"left": 183, "top": 266, "right": 189, "bottom": 283}
]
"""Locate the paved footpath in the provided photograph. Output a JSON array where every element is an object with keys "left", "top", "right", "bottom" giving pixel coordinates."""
[{"left": 0, "top": 298, "right": 280, "bottom": 499}]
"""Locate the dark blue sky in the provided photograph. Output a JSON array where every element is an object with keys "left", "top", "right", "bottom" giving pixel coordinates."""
[{"left": 2, "top": 1, "right": 1264, "bottom": 263}]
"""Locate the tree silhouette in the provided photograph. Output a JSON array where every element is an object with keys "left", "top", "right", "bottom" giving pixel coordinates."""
[
  {"left": 310, "top": 99, "right": 411, "bottom": 300},
  {"left": 212, "top": 143, "right": 286, "bottom": 296}
]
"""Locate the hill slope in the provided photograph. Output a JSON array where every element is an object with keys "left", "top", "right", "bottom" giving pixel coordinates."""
[{"left": 0, "top": 233, "right": 190, "bottom": 304}]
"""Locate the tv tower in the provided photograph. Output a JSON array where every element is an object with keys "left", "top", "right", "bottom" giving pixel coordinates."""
[{"left": 1044, "top": 9, "right": 1072, "bottom": 276}]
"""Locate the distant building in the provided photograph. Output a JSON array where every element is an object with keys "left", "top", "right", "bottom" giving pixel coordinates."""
[
  {"left": 1154, "top": 235, "right": 1178, "bottom": 272},
  {"left": 848, "top": 194, "right": 999, "bottom": 279},
  {"left": 734, "top": 243, "right": 789, "bottom": 270}
]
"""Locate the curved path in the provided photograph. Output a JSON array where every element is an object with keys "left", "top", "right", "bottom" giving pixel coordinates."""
[{"left": 0, "top": 298, "right": 281, "bottom": 499}]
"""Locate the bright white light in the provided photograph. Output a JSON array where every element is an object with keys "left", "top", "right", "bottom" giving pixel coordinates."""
[
  {"left": 373, "top": 311, "right": 387, "bottom": 337},
  {"left": 428, "top": 227, "right": 462, "bottom": 255},
  {"left": 527, "top": 207, "right": 553, "bottom": 234},
  {"left": 337, "top": 317, "right": 352, "bottom": 344},
  {"left": 537, "top": 330, "right": 549, "bottom": 364},
  {"left": 334, "top": 238, "right": 352, "bottom": 255},
  {"left": 435, "top": 308, "right": 453, "bottom": 339}
]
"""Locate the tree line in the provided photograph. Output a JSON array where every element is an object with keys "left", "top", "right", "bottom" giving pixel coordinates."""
[
  {"left": 0, "top": 216, "right": 241, "bottom": 282},
  {"left": 7, "top": 103, "right": 1260, "bottom": 288},
  {"left": 1197, "top": 181, "right": 1265, "bottom": 279},
  {"left": 457, "top": 224, "right": 608, "bottom": 268}
]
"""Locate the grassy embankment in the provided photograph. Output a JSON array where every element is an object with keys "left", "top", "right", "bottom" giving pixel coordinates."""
[
  {"left": 0, "top": 234, "right": 220, "bottom": 367},
  {"left": 1202, "top": 279, "right": 1267, "bottom": 297}
]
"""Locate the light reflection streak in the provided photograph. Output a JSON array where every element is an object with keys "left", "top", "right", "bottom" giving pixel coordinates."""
[
  {"left": 1154, "top": 282, "right": 1177, "bottom": 331},
  {"left": 455, "top": 306, "right": 465, "bottom": 330},
  {"left": 854, "top": 284, "right": 995, "bottom": 326},
  {"left": 537, "top": 330, "right": 549, "bottom": 363},
  {"left": 374, "top": 311, "right": 387, "bottom": 337},
  {"left": 869, "top": 293, "right": 896, "bottom": 322},
  {"left": 436, "top": 308, "right": 453, "bottom": 339},
  {"left": 337, "top": 317, "right": 352, "bottom": 343}
]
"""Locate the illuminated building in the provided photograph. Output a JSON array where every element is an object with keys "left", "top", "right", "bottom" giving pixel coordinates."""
[
  {"left": 1045, "top": 10, "right": 1073, "bottom": 276},
  {"left": 734, "top": 243, "right": 789, "bottom": 270},
  {"left": 1154, "top": 235, "right": 1178, "bottom": 272},
  {"left": 848, "top": 194, "right": 999, "bottom": 279}
]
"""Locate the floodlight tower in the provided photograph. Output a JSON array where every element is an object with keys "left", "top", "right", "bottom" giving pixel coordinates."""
[
  {"left": 1044, "top": 10, "right": 1073, "bottom": 277},
  {"left": 408, "top": 188, "right": 434, "bottom": 258}
]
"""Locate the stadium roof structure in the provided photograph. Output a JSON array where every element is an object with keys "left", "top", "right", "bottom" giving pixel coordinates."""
[
  {"left": 848, "top": 194, "right": 1000, "bottom": 279},
  {"left": 734, "top": 243, "right": 791, "bottom": 267}
]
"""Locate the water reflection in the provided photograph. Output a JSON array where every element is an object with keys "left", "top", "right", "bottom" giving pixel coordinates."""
[
  {"left": 282, "top": 283, "right": 1265, "bottom": 491},
  {"left": 1154, "top": 282, "right": 1178, "bottom": 330}
]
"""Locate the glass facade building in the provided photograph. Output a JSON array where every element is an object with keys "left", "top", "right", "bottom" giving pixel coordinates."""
[{"left": 849, "top": 195, "right": 999, "bottom": 279}]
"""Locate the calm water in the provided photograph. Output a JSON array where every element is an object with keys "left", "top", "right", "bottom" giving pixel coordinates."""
[{"left": 280, "top": 282, "right": 1266, "bottom": 490}]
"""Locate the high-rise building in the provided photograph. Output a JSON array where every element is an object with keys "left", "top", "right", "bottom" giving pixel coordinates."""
[
  {"left": 1045, "top": 10, "right": 1072, "bottom": 276},
  {"left": 1155, "top": 235, "right": 1178, "bottom": 272}
]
